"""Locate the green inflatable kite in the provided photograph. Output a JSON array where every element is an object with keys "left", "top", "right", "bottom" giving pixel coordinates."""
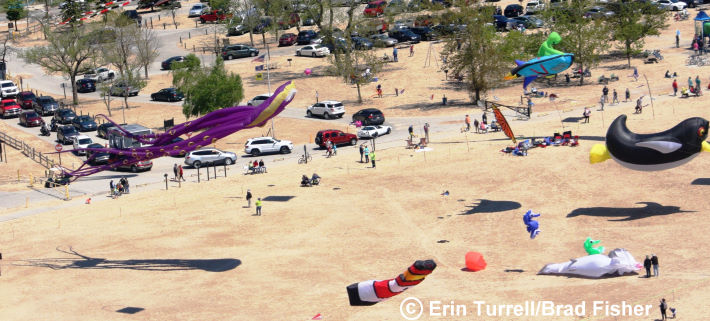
[{"left": 584, "top": 237, "right": 605, "bottom": 255}]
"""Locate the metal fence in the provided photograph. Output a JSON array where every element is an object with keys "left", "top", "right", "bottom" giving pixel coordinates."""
[{"left": 0, "top": 131, "right": 56, "bottom": 169}]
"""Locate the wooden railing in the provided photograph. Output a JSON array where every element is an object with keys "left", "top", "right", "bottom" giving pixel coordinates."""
[{"left": 0, "top": 131, "right": 56, "bottom": 169}]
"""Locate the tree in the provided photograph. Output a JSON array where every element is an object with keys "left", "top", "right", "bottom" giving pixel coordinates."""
[
  {"left": 21, "top": 22, "right": 96, "bottom": 105},
  {"left": 135, "top": 27, "right": 160, "bottom": 78},
  {"left": 177, "top": 57, "right": 244, "bottom": 118},
  {"left": 4, "top": 0, "right": 27, "bottom": 31},
  {"left": 171, "top": 53, "right": 201, "bottom": 90},
  {"left": 440, "top": 6, "right": 520, "bottom": 102},
  {"left": 607, "top": 1, "right": 667, "bottom": 67},
  {"left": 227, "top": 0, "right": 261, "bottom": 47},
  {"left": 544, "top": 0, "right": 611, "bottom": 85},
  {"left": 60, "top": 0, "right": 85, "bottom": 27}
]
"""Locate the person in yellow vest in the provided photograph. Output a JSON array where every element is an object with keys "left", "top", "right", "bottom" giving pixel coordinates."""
[
  {"left": 255, "top": 198, "right": 262, "bottom": 216},
  {"left": 370, "top": 151, "right": 376, "bottom": 168}
]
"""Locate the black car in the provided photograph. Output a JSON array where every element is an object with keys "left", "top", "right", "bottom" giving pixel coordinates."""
[
  {"left": 297, "top": 30, "right": 318, "bottom": 45},
  {"left": 227, "top": 24, "right": 249, "bottom": 36},
  {"left": 161, "top": 56, "right": 185, "bottom": 70},
  {"left": 53, "top": 108, "right": 77, "bottom": 124},
  {"left": 34, "top": 96, "right": 59, "bottom": 116},
  {"left": 388, "top": 29, "right": 421, "bottom": 43},
  {"left": 351, "top": 36, "right": 374, "bottom": 50},
  {"left": 151, "top": 88, "right": 184, "bottom": 102},
  {"left": 72, "top": 115, "right": 98, "bottom": 132},
  {"left": 97, "top": 122, "right": 117, "bottom": 139},
  {"left": 504, "top": 4, "right": 524, "bottom": 17},
  {"left": 352, "top": 108, "right": 385, "bottom": 126},
  {"left": 86, "top": 143, "right": 110, "bottom": 165},
  {"left": 57, "top": 125, "right": 79, "bottom": 144},
  {"left": 122, "top": 10, "right": 142, "bottom": 24},
  {"left": 408, "top": 26, "right": 437, "bottom": 41},
  {"left": 76, "top": 78, "right": 96, "bottom": 93}
]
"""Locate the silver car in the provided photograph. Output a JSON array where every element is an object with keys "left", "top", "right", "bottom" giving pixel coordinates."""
[
  {"left": 184, "top": 148, "right": 237, "bottom": 168},
  {"left": 369, "top": 33, "right": 398, "bottom": 47}
]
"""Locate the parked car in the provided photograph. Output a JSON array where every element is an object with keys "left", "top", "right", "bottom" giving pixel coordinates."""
[
  {"left": 34, "top": 96, "right": 59, "bottom": 116},
  {"left": 525, "top": 0, "right": 545, "bottom": 14},
  {"left": 221, "top": 44, "right": 259, "bottom": 60},
  {"left": 364, "top": 0, "right": 387, "bottom": 17},
  {"left": 185, "top": 148, "right": 238, "bottom": 167},
  {"left": 247, "top": 93, "right": 272, "bottom": 106},
  {"left": 53, "top": 108, "right": 76, "bottom": 124},
  {"left": 44, "top": 174, "right": 71, "bottom": 188},
  {"left": 278, "top": 33, "right": 297, "bottom": 46},
  {"left": 57, "top": 125, "right": 80, "bottom": 144},
  {"left": 351, "top": 36, "right": 374, "bottom": 50},
  {"left": 227, "top": 24, "right": 249, "bottom": 36},
  {"left": 504, "top": 4, "right": 524, "bottom": 17},
  {"left": 492, "top": 15, "right": 510, "bottom": 31},
  {"left": 97, "top": 122, "right": 117, "bottom": 139},
  {"left": 188, "top": 3, "right": 209, "bottom": 17},
  {"left": 509, "top": 15, "right": 544, "bottom": 29},
  {"left": 72, "top": 115, "right": 98, "bottom": 132},
  {"left": 584, "top": 6, "right": 615, "bottom": 19},
  {"left": 1, "top": 99, "right": 21, "bottom": 118},
  {"left": 408, "top": 26, "right": 437, "bottom": 41},
  {"left": 86, "top": 143, "right": 110, "bottom": 165},
  {"left": 244, "top": 137, "right": 294, "bottom": 156},
  {"left": 19, "top": 110, "right": 44, "bottom": 127},
  {"left": 83, "top": 67, "right": 116, "bottom": 82},
  {"left": 370, "top": 33, "right": 398, "bottom": 47},
  {"left": 0, "top": 80, "right": 19, "bottom": 98},
  {"left": 277, "top": 12, "right": 300, "bottom": 29},
  {"left": 352, "top": 108, "right": 385, "bottom": 125},
  {"left": 297, "top": 30, "right": 319, "bottom": 45},
  {"left": 357, "top": 125, "right": 392, "bottom": 138},
  {"left": 252, "top": 17, "right": 273, "bottom": 33},
  {"left": 161, "top": 56, "right": 185, "bottom": 70},
  {"left": 110, "top": 82, "right": 140, "bottom": 97},
  {"left": 314, "top": 129, "right": 358, "bottom": 148},
  {"left": 321, "top": 38, "right": 350, "bottom": 53},
  {"left": 296, "top": 44, "right": 330, "bottom": 57},
  {"left": 658, "top": 0, "right": 686, "bottom": 10},
  {"left": 307, "top": 100, "right": 345, "bottom": 119},
  {"left": 72, "top": 134, "right": 93, "bottom": 155},
  {"left": 76, "top": 78, "right": 96, "bottom": 93},
  {"left": 109, "top": 155, "right": 153, "bottom": 172},
  {"left": 389, "top": 29, "right": 421, "bottom": 43},
  {"left": 16, "top": 91, "right": 36, "bottom": 109},
  {"left": 200, "top": 10, "right": 231, "bottom": 23},
  {"left": 122, "top": 10, "right": 142, "bottom": 24},
  {"left": 151, "top": 88, "right": 184, "bottom": 102}
]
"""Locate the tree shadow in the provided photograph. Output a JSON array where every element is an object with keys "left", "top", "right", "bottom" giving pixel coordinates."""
[
  {"left": 15, "top": 247, "right": 241, "bottom": 272},
  {"left": 691, "top": 178, "right": 710, "bottom": 185},
  {"left": 562, "top": 117, "right": 583, "bottom": 123},
  {"left": 459, "top": 199, "right": 521, "bottom": 215},
  {"left": 566, "top": 202, "right": 694, "bottom": 221}
]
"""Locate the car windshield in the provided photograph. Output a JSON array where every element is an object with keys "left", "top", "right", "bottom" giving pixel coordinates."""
[
  {"left": 25, "top": 112, "right": 38, "bottom": 117},
  {"left": 314, "top": 45, "right": 325, "bottom": 49},
  {"left": 366, "top": 3, "right": 378, "bottom": 8},
  {"left": 79, "top": 138, "right": 92, "bottom": 144},
  {"left": 1, "top": 83, "right": 14, "bottom": 88},
  {"left": 22, "top": 93, "right": 36, "bottom": 99},
  {"left": 63, "top": 127, "right": 77, "bottom": 133},
  {"left": 362, "top": 126, "right": 375, "bottom": 130},
  {"left": 61, "top": 110, "right": 75, "bottom": 116},
  {"left": 41, "top": 98, "right": 55, "bottom": 104}
]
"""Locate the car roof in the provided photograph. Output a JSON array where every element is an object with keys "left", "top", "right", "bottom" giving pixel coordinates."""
[
  {"left": 248, "top": 136, "right": 275, "bottom": 140},
  {"left": 357, "top": 108, "right": 382, "bottom": 113},
  {"left": 319, "top": 100, "right": 342, "bottom": 104},
  {"left": 75, "top": 134, "right": 91, "bottom": 139},
  {"left": 190, "top": 147, "right": 219, "bottom": 152},
  {"left": 0, "top": 80, "right": 14, "bottom": 84}
]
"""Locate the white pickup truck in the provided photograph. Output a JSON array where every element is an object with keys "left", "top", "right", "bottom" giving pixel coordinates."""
[
  {"left": 83, "top": 67, "right": 116, "bottom": 82},
  {"left": 526, "top": 0, "right": 545, "bottom": 13}
]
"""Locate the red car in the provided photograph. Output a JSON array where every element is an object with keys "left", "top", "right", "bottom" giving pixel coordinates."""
[
  {"left": 199, "top": 10, "right": 231, "bottom": 23},
  {"left": 315, "top": 129, "right": 358, "bottom": 148},
  {"left": 364, "top": 0, "right": 387, "bottom": 17},
  {"left": 16, "top": 91, "right": 37, "bottom": 109},
  {"left": 1, "top": 98, "right": 21, "bottom": 118},
  {"left": 19, "top": 110, "right": 44, "bottom": 127},
  {"left": 279, "top": 33, "right": 297, "bottom": 46}
]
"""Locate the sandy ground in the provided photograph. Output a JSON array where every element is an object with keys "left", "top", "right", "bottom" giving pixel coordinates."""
[{"left": 3, "top": 5, "right": 710, "bottom": 321}]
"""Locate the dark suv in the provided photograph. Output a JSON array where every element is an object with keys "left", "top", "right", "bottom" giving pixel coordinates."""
[
  {"left": 76, "top": 78, "right": 96, "bottom": 93},
  {"left": 408, "top": 26, "right": 437, "bottom": 41},
  {"left": 504, "top": 4, "right": 524, "bottom": 17},
  {"left": 122, "top": 10, "right": 142, "bottom": 25},
  {"left": 297, "top": 30, "right": 318, "bottom": 45},
  {"left": 388, "top": 29, "right": 421, "bottom": 43},
  {"left": 221, "top": 44, "right": 259, "bottom": 60},
  {"left": 315, "top": 129, "right": 358, "bottom": 148},
  {"left": 352, "top": 108, "right": 385, "bottom": 125},
  {"left": 53, "top": 108, "right": 77, "bottom": 124}
]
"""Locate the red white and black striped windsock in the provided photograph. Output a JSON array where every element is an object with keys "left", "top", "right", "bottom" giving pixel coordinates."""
[{"left": 346, "top": 259, "right": 436, "bottom": 306}]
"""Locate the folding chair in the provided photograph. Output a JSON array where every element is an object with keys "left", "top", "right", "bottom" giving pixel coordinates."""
[
  {"left": 569, "top": 135, "right": 579, "bottom": 147},
  {"left": 419, "top": 137, "right": 427, "bottom": 147},
  {"left": 553, "top": 133, "right": 562, "bottom": 145},
  {"left": 561, "top": 131, "right": 572, "bottom": 146}
]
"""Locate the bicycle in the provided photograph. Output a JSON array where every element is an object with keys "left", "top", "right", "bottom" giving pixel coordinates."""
[{"left": 298, "top": 154, "right": 312, "bottom": 164}]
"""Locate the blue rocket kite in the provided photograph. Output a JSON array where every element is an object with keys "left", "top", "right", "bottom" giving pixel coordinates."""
[{"left": 505, "top": 32, "right": 574, "bottom": 89}]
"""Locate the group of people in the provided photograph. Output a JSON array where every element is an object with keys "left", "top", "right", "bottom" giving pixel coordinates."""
[
  {"left": 248, "top": 159, "right": 267, "bottom": 174},
  {"left": 325, "top": 140, "right": 337, "bottom": 158},
  {"left": 692, "top": 33, "right": 706, "bottom": 56},
  {"left": 599, "top": 85, "right": 620, "bottom": 111},
  {"left": 643, "top": 254, "right": 660, "bottom": 278},
  {"left": 172, "top": 163, "right": 186, "bottom": 182},
  {"left": 672, "top": 75, "right": 703, "bottom": 97},
  {"left": 358, "top": 143, "right": 376, "bottom": 168},
  {"left": 464, "top": 113, "right": 498, "bottom": 134},
  {"left": 245, "top": 189, "right": 262, "bottom": 216},
  {"left": 109, "top": 177, "right": 130, "bottom": 198}
]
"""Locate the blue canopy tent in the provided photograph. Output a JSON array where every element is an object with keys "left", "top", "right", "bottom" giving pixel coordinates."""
[{"left": 694, "top": 10, "right": 710, "bottom": 40}]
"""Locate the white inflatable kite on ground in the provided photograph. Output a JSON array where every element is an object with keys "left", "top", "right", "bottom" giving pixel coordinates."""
[{"left": 538, "top": 248, "right": 641, "bottom": 278}]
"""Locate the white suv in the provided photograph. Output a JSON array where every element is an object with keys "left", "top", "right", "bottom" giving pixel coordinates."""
[
  {"left": 244, "top": 136, "right": 294, "bottom": 156},
  {"left": 658, "top": 0, "right": 686, "bottom": 11},
  {"left": 307, "top": 100, "right": 345, "bottom": 119},
  {"left": 247, "top": 93, "right": 272, "bottom": 106},
  {"left": 184, "top": 148, "right": 237, "bottom": 167},
  {"left": 72, "top": 134, "right": 93, "bottom": 155},
  {"left": 0, "top": 80, "right": 19, "bottom": 98}
]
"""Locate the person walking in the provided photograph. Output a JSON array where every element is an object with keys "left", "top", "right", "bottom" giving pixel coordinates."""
[
  {"left": 625, "top": 88, "right": 631, "bottom": 102},
  {"left": 688, "top": 76, "right": 693, "bottom": 90},
  {"left": 602, "top": 85, "right": 609, "bottom": 103},
  {"left": 644, "top": 255, "right": 652, "bottom": 278},
  {"left": 332, "top": 143, "right": 337, "bottom": 156},
  {"left": 408, "top": 125, "right": 414, "bottom": 139},
  {"left": 651, "top": 254, "right": 659, "bottom": 277},
  {"left": 173, "top": 163, "right": 178, "bottom": 180},
  {"left": 465, "top": 115, "right": 471, "bottom": 132},
  {"left": 660, "top": 298, "right": 668, "bottom": 321},
  {"left": 695, "top": 75, "right": 701, "bottom": 92},
  {"left": 482, "top": 112, "right": 487, "bottom": 124},
  {"left": 583, "top": 107, "right": 591, "bottom": 123},
  {"left": 612, "top": 89, "right": 619, "bottom": 104},
  {"left": 122, "top": 177, "right": 129, "bottom": 194},
  {"left": 599, "top": 95, "right": 605, "bottom": 111},
  {"left": 370, "top": 150, "right": 376, "bottom": 168},
  {"left": 423, "top": 123, "right": 430, "bottom": 143},
  {"left": 255, "top": 198, "right": 262, "bottom": 216},
  {"left": 409, "top": 44, "right": 414, "bottom": 57},
  {"left": 359, "top": 144, "right": 365, "bottom": 163},
  {"left": 179, "top": 165, "right": 185, "bottom": 181},
  {"left": 672, "top": 79, "right": 678, "bottom": 96},
  {"left": 474, "top": 119, "right": 480, "bottom": 133},
  {"left": 246, "top": 189, "right": 252, "bottom": 208},
  {"left": 393, "top": 46, "right": 398, "bottom": 62},
  {"left": 364, "top": 145, "right": 370, "bottom": 163},
  {"left": 676, "top": 29, "right": 680, "bottom": 48},
  {"left": 109, "top": 180, "right": 115, "bottom": 196}
]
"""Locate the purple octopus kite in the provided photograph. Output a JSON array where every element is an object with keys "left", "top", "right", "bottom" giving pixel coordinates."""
[{"left": 55, "top": 81, "right": 297, "bottom": 179}]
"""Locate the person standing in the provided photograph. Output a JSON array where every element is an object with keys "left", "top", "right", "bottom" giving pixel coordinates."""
[
  {"left": 173, "top": 163, "right": 178, "bottom": 180},
  {"left": 109, "top": 180, "right": 115, "bottom": 196},
  {"left": 409, "top": 44, "right": 414, "bottom": 57},
  {"left": 672, "top": 79, "right": 678, "bottom": 96},
  {"left": 612, "top": 89, "right": 619, "bottom": 104},
  {"left": 332, "top": 143, "right": 337, "bottom": 156},
  {"left": 694, "top": 40, "right": 699, "bottom": 55},
  {"left": 246, "top": 189, "right": 252, "bottom": 208},
  {"left": 599, "top": 95, "right": 605, "bottom": 111},
  {"left": 255, "top": 198, "right": 262, "bottom": 216},
  {"left": 370, "top": 150, "right": 376, "bottom": 168},
  {"left": 688, "top": 76, "right": 693, "bottom": 90},
  {"left": 695, "top": 75, "right": 701, "bottom": 92},
  {"left": 423, "top": 123, "right": 430, "bottom": 143},
  {"left": 359, "top": 144, "right": 365, "bottom": 163},
  {"left": 644, "top": 255, "right": 652, "bottom": 278},
  {"left": 651, "top": 254, "right": 659, "bottom": 277},
  {"left": 474, "top": 119, "right": 479, "bottom": 134},
  {"left": 602, "top": 85, "right": 609, "bottom": 103},
  {"left": 179, "top": 165, "right": 185, "bottom": 181},
  {"left": 583, "top": 107, "right": 591, "bottom": 123},
  {"left": 676, "top": 30, "right": 680, "bottom": 48},
  {"left": 482, "top": 112, "right": 487, "bottom": 124},
  {"left": 393, "top": 46, "right": 398, "bottom": 62},
  {"left": 122, "top": 177, "right": 129, "bottom": 194},
  {"left": 408, "top": 125, "right": 414, "bottom": 139},
  {"left": 364, "top": 145, "right": 370, "bottom": 163},
  {"left": 315, "top": 90, "right": 319, "bottom": 103},
  {"left": 660, "top": 298, "right": 668, "bottom": 321},
  {"left": 465, "top": 115, "right": 471, "bottom": 132},
  {"left": 625, "top": 88, "right": 631, "bottom": 102}
]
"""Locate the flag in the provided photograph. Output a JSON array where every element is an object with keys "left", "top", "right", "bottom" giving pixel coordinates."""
[
  {"left": 311, "top": 313, "right": 323, "bottom": 320},
  {"left": 252, "top": 54, "right": 265, "bottom": 63},
  {"left": 255, "top": 65, "right": 264, "bottom": 71},
  {"left": 491, "top": 104, "right": 516, "bottom": 144},
  {"left": 400, "top": 89, "right": 405, "bottom": 95}
]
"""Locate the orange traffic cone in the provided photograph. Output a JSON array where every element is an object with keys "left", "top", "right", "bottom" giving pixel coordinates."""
[{"left": 85, "top": 198, "right": 91, "bottom": 204}]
